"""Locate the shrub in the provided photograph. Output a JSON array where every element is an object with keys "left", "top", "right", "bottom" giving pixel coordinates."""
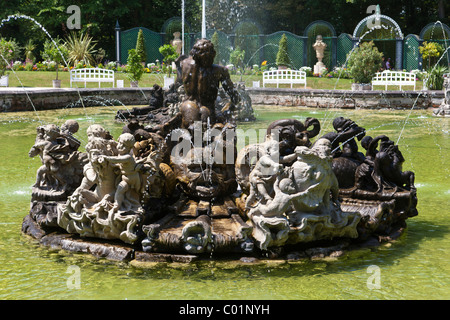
[
  {"left": 419, "top": 41, "right": 444, "bottom": 71},
  {"left": 41, "top": 38, "right": 69, "bottom": 80},
  {"left": 127, "top": 49, "right": 144, "bottom": 82},
  {"left": 0, "top": 38, "right": 20, "bottom": 77},
  {"left": 347, "top": 41, "right": 383, "bottom": 84},
  {"left": 276, "top": 34, "right": 291, "bottom": 68},
  {"left": 135, "top": 29, "right": 147, "bottom": 63},
  {"left": 159, "top": 44, "right": 179, "bottom": 76},
  {"left": 229, "top": 47, "right": 245, "bottom": 70},
  {"left": 65, "top": 32, "right": 97, "bottom": 66},
  {"left": 424, "top": 65, "right": 448, "bottom": 90}
]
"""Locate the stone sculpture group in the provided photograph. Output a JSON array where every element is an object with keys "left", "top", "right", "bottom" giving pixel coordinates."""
[{"left": 22, "top": 39, "right": 418, "bottom": 261}]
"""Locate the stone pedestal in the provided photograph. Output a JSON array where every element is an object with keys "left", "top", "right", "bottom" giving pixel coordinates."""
[{"left": 314, "top": 62, "right": 326, "bottom": 75}]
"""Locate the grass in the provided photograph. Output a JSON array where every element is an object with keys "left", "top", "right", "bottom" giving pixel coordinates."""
[{"left": 2, "top": 70, "right": 423, "bottom": 91}]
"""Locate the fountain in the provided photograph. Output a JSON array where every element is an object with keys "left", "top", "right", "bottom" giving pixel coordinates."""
[{"left": 21, "top": 38, "right": 419, "bottom": 262}]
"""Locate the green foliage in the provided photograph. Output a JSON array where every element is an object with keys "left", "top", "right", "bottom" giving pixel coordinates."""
[
  {"left": 159, "top": 44, "right": 178, "bottom": 76},
  {"left": 23, "top": 40, "right": 36, "bottom": 62},
  {"left": 211, "top": 31, "right": 220, "bottom": 64},
  {"left": 425, "top": 65, "right": 448, "bottom": 90},
  {"left": 347, "top": 41, "right": 383, "bottom": 84},
  {"left": 127, "top": 49, "right": 144, "bottom": 82},
  {"left": 276, "top": 34, "right": 291, "bottom": 68},
  {"left": 229, "top": 47, "right": 245, "bottom": 70},
  {"left": 65, "top": 32, "right": 97, "bottom": 67},
  {"left": 419, "top": 41, "right": 444, "bottom": 71},
  {"left": 135, "top": 29, "right": 147, "bottom": 63},
  {"left": 41, "top": 38, "right": 69, "bottom": 80},
  {"left": 0, "top": 38, "right": 20, "bottom": 77},
  {"left": 159, "top": 44, "right": 178, "bottom": 64}
]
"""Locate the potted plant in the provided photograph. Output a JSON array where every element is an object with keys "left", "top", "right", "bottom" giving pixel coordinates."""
[
  {"left": 159, "top": 44, "right": 179, "bottom": 88},
  {"left": 0, "top": 38, "right": 19, "bottom": 87},
  {"left": 42, "top": 38, "right": 69, "bottom": 88},
  {"left": 127, "top": 49, "right": 144, "bottom": 87},
  {"left": 276, "top": 33, "right": 291, "bottom": 70},
  {"left": 347, "top": 41, "right": 383, "bottom": 91}
]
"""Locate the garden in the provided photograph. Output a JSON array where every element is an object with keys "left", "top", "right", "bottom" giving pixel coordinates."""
[{"left": 2, "top": 28, "right": 448, "bottom": 90}]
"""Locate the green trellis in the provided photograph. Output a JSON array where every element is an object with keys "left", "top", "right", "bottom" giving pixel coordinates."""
[
  {"left": 337, "top": 33, "right": 353, "bottom": 67},
  {"left": 263, "top": 31, "right": 305, "bottom": 69},
  {"left": 120, "top": 27, "right": 162, "bottom": 65},
  {"left": 403, "top": 35, "right": 420, "bottom": 71},
  {"left": 304, "top": 21, "right": 336, "bottom": 70},
  {"left": 193, "top": 29, "right": 232, "bottom": 66}
]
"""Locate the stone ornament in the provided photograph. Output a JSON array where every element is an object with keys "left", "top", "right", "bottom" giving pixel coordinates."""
[
  {"left": 312, "top": 35, "right": 327, "bottom": 75},
  {"left": 23, "top": 39, "right": 419, "bottom": 261}
]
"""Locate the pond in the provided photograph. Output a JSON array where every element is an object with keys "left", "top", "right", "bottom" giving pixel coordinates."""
[{"left": 0, "top": 104, "right": 448, "bottom": 300}]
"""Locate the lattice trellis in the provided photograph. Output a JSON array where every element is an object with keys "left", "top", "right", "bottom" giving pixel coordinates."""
[
  {"left": 403, "top": 35, "right": 420, "bottom": 71},
  {"left": 120, "top": 27, "right": 162, "bottom": 64},
  {"left": 337, "top": 33, "right": 353, "bottom": 67},
  {"left": 263, "top": 31, "right": 305, "bottom": 70},
  {"left": 305, "top": 22, "right": 335, "bottom": 70},
  {"left": 193, "top": 29, "right": 232, "bottom": 66}
]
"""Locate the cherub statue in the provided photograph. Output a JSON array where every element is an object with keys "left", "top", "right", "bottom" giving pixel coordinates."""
[
  {"left": 29, "top": 124, "right": 65, "bottom": 188},
  {"left": 99, "top": 133, "right": 143, "bottom": 212}
]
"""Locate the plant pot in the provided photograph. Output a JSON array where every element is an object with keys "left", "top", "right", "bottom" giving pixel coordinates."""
[
  {"left": 163, "top": 76, "right": 174, "bottom": 89},
  {"left": 0, "top": 75, "right": 9, "bottom": 87},
  {"left": 52, "top": 79, "right": 61, "bottom": 88},
  {"left": 130, "top": 81, "right": 139, "bottom": 87},
  {"left": 351, "top": 83, "right": 372, "bottom": 91}
]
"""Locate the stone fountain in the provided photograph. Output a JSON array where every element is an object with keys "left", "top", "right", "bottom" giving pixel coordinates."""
[{"left": 22, "top": 39, "right": 418, "bottom": 262}]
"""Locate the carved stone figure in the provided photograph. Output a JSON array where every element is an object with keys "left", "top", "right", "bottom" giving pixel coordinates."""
[
  {"left": 28, "top": 121, "right": 85, "bottom": 202},
  {"left": 246, "top": 138, "right": 361, "bottom": 250},
  {"left": 312, "top": 35, "right": 327, "bottom": 75},
  {"left": 57, "top": 126, "right": 155, "bottom": 244}
]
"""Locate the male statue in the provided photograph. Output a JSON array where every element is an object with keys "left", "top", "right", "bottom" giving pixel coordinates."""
[{"left": 177, "top": 38, "right": 240, "bottom": 129}]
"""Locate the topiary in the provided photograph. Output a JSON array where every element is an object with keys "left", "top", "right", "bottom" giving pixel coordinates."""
[
  {"left": 135, "top": 29, "right": 147, "bottom": 64},
  {"left": 276, "top": 33, "right": 291, "bottom": 69},
  {"left": 347, "top": 41, "right": 383, "bottom": 84},
  {"left": 127, "top": 49, "right": 144, "bottom": 82}
]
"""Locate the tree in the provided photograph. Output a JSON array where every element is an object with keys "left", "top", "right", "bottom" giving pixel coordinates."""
[
  {"left": 276, "top": 33, "right": 291, "bottom": 68},
  {"left": 42, "top": 38, "right": 69, "bottom": 80},
  {"left": 347, "top": 41, "right": 383, "bottom": 84},
  {"left": 159, "top": 44, "right": 179, "bottom": 76},
  {"left": 0, "top": 38, "right": 20, "bottom": 77},
  {"left": 135, "top": 29, "right": 147, "bottom": 64},
  {"left": 127, "top": 49, "right": 144, "bottom": 82},
  {"left": 211, "top": 31, "right": 220, "bottom": 64},
  {"left": 419, "top": 41, "right": 444, "bottom": 71}
]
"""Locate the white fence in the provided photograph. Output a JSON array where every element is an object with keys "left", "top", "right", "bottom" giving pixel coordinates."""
[
  {"left": 263, "top": 69, "right": 307, "bottom": 88},
  {"left": 372, "top": 70, "right": 416, "bottom": 91},
  {"left": 70, "top": 68, "right": 115, "bottom": 88}
]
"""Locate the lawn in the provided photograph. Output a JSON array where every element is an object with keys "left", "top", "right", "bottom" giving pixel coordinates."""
[{"left": 2, "top": 71, "right": 422, "bottom": 91}]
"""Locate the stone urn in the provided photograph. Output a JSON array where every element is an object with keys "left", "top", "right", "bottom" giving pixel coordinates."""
[
  {"left": 172, "top": 32, "right": 182, "bottom": 55},
  {"left": 277, "top": 65, "right": 288, "bottom": 70},
  {"left": 0, "top": 74, "right": 9, "bottom": 87},
  {"left": 52, "top": 79, "right": 61, "bottom": 88}
]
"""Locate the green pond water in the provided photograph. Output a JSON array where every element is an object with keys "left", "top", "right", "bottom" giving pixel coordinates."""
[{"left": 0, "top": 104, "right": 448, "bottom": 300}]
